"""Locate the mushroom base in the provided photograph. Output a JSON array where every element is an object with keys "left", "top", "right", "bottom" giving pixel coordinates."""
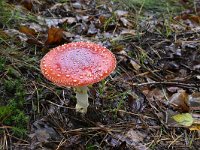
[{"left": 75, "top": 86, "right": 89, "bottom": 113}]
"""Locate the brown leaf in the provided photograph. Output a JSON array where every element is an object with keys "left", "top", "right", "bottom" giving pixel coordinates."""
[
  {"left": 169, "top": 90, "right": 189, "bottom": 112},
  {"left": 105, "top": 130, "right": 147, "bottom": 150},
  {"left": 26, "top": 38, "right": 43, "bottom": 46},
  {"left": 45, "top": 27, "right": 63, "bottom": 45},
  {"left": 130, "top": 60, "right": 141, "bottom": 70},
  {"left": 99, "top": 15, "right": 106, "bottom": 24},
  {"left": 144, "top": 88, "right": 166, "bottom": 101},
  {"left": 16, "top": 26, "right": 42, "bottom": 46},
  {"left": 189, "top": 92, "right": 200, "bottom": 110},
  {"left": 112, "top": 45, "right": 124, "bottom": 52},
  {"left": 21, "top": 0, "right": 33, "bottom": 11},
  {"left": 189, "top": 124, "right": 200, "bottom": 131},
  {"left": 128, "top": 92, "right": 140, "bottom": 111},
  {"left": 126, "top": 129, "right": 145, "bottom": 143},
  {"left": 29, "top": 119, "right": 61, "bottom": 149},
  {"left": 174, "top": 14, "right": 200, "bottom": 24},
  {"left": 167, "top": 87, "right": 182, "bottom": 93},
  {"left": 189, "top": 15, "right": 200, "bottom": 24},
  {"left": 19, "top": 26, "right": 36, "bottom": 36}
]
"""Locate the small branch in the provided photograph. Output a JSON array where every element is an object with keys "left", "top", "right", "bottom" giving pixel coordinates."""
[
  {"left": 128, "top": 81, "right": 199, "bottom": 90},
  {"left": 62, "top": 122, "right": 161, "bottom": 135}
]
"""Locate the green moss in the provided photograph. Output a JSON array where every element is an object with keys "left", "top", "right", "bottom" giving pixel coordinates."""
[
  {"left": 0, "top": 106, "right": 13, "bottom": 120},
  {"left": 0, "top": 0, "right": 37, "bottom": 28},
  {"left": 112, "top": 0, "right": 183, "bottom": 13},
  {"left": 0, "top": 0, "right": 15, "bottom": 26},
  {"left": 0, "top": 57, "right": 6, "bottom": 71},
  {"left": 0, "top": 106, "right": 29, "bottom": 137},
  {"left": 0, "top": 83, "right": 29, "bottom": 138},
  {"left": 86, "top": 144, "right": 97, "bottom": 150},
  {"left": 0, "top": 56, "right": 29, "bottom": 138}
]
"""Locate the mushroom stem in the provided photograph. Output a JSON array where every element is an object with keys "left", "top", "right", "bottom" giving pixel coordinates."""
[{"left": 75, "top": 86, "right": 89, "bottom": 113}]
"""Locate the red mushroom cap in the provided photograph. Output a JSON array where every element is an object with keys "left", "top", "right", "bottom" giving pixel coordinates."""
[{"left": 40, "top": 42, "right": 116, "bottom": 87}]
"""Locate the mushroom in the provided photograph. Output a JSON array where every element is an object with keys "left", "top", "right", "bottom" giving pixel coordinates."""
[{"left": 40, "top": 42, "right": 116, "bottom": 113}]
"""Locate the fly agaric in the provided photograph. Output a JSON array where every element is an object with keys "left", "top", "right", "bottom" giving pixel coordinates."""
[{"left": 40, "top": 42, "right": 116, "bottom": 113}]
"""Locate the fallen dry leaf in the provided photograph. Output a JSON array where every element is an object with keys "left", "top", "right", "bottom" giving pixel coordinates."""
[
  {"left": 19, "top": 26, "right": 36, "bottom": 36},
  {"left": 45, "top": 27, "right": 63, "bottom": 45},
  {"left": 44, "top": 18, "right": 66, "bottom": 27},
  {"left": 167, "top": 87, "right": 182, "bottom": 93},
  {"left": 189, "top": 113, "right": 200, "bottom": 130},
  {"left": 37, "top": 16, "right": 76, "bottom": 27},
  {"left": 26, "top": 38, "right": 43, "bottom": 46},
  {"left": 172, "top": 113, "right": 194, "bottom": 127},
  {"left": 5, "top": 29, "right": 28, "bottom": 42},
  {"left": 21, "top": 0, "right": 33, "bottom": 11},
  {"left": 29, "top": 119, "right": 61, "bottom": 149},
  {"left": 99, "top": 15, "right": 106, "bottom": 24},
  {"left": 189, "top": 92, "right": 200, "bottom": 110},
  {"left": 130, "top": 60, "right": 141, "bottom": 70},
  {"left": 128, "top": 91, "right": 141, "bottom": 111},
  {"left": 143, "top": 88, "right": 166, "bottom": 102},
  {"left": 189, "top": 124, "right": 200, "bottom": 131},
  {"left": 105, "top": 130, "right": 148, "bottom": 150},
  {"left": 169, "top": 90, "right": 189, "bottom": 112},
  {"left": 175, "top": 14, "right": 200, "bottom": 24},
  {"left": 126, "top": 129, "right": 145, "bottom": 143}
]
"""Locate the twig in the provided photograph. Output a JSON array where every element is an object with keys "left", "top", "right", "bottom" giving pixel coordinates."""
[
  {"left": 63, "top": 122, "right": 161, "bottom": 135},
  {"left": 168, "top": 134, "right": 183, "bottom": 149},
  {"left": 46, "top": 100, "right": 75, "bottom": 110},
  {"left": 128, "top": 81, "right": 199, "bottom": 90}
]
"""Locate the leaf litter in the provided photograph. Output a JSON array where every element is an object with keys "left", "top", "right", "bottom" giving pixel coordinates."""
[{"left": 0, "top": 0, "right": 200, "bottom": 149}]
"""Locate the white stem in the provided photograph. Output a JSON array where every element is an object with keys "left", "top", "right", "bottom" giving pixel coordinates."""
[{"left": 75, "top": 86, "right": 89, "bottom": 113}]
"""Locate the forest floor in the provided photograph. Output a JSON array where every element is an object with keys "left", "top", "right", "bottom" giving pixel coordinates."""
[{"left": 0, "top": 0, "right": 200, "bottom": 149}]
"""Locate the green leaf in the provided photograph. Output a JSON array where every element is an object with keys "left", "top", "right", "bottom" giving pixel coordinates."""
[{"left": 172, "top": 113, "right": 194, "bottom": 127}]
